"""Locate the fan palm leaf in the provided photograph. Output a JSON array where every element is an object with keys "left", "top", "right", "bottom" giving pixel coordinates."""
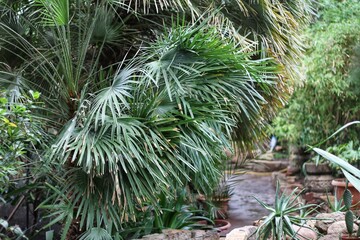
[{"left": 0, "top": 0, "right": 313, "bottom": 238}]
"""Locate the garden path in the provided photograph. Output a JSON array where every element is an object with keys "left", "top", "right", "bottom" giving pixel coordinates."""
[{"left": 222, "top": 173, "right": 276, "bottom": 236}]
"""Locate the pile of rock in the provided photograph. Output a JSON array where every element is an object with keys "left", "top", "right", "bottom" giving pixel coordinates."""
[
  {"left": 135, "top": 229, "right": 220, "bottom": 240},
  {"left": 224, "top": 212, "right": 355, "bottom": 240}
]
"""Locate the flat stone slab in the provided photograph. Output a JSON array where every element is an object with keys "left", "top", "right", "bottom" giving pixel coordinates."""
[
  {"left": 136, "top": 229, "right": 220, "bottom": 240},
  {"left": 225, "top": 226, "right": 257, "bottom": 240},
  {"left": 248, "top": 160, "right": 288, "bottom": 172}
]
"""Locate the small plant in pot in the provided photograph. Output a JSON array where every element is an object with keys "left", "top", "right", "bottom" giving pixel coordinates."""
[
  {"left": 209, "top": 182, "right": 234, "bottom": 218},
  {"left": 302, "top": 155, "right": 333, "bottom": 175},
  {"left": 312, "top": 122, "right": 360, "bottom": 239}
]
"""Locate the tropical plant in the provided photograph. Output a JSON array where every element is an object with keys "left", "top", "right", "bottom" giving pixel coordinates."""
[
  {"left": 271, "top": 0, "right": 360, "bottom": 147},
  {"left": 0, "top": 89, "right": 42, "bottom": 194},
  {"left": 151, "top": 189, "right": 211, "bottom": 231},
  {"left": 322, "top": 141, "right": 360, "bottom": 171},
  {"left": 0, "top": 0, "right": 313, "bottom": 238},
  {"left": 313, "top": 122, "right": 360, "bottom": 183},
  {"left": 254, "top": 181, "right": 318, "bottom": 240},
  {"left": 313, "top": 121, "right": 360, "bottom": 237}
]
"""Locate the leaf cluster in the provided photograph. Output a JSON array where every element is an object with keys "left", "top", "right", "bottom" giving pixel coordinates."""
[
  {"left": 0, "top": 90, "right": 42, "bottom": 193},
  {"left": 271, "top": 0, "right": 360, "bottom": 147},
  {"left": 254, "top": 181, "right": 318, "bottom": 240},
  {"left": 0, "top": 0, "right": 314, "bottom": 238}
]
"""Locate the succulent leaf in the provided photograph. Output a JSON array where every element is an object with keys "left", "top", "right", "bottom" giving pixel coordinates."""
[
  {"left": 345, "top": 210, "right": 354, "bottom": 235},
  {"left": 344, "top": 189, "right": 353, "bottom": 209}
]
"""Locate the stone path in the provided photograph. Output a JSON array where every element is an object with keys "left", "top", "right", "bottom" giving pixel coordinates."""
[{"left": 221, "top": 173, "right": 276, "bottom": 236}]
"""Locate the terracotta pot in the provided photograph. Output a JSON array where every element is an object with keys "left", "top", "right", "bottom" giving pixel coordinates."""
[
  {"left": 341, "top": 234, "right": 360, "bottom": 240},
  {"left": 214, "top": 219, "right": 231, "bottom": 232},
  {"left": 332, "top": 179, "right": 360, "bottom": 209},
  {"left": 196, "top": 219, "right": 231, "bottom": 232}
]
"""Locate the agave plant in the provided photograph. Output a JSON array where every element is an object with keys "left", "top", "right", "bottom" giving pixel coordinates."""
[
  {"left": 0, "top": 0, "right": 313, "bottom": 238},
  {"left": 254, "top": 181, "right": 318, "bottom": 240}
]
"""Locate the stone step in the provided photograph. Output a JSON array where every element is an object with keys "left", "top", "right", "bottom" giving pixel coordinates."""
[{"left": 247, "top": 160, "right": 288, "bottom": 172}]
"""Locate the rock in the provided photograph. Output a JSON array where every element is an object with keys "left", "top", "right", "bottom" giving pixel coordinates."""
[
  {"left": 286, "top": 176, "right": 297, "bottom": 184},
  {"left": 138, "top": 230, "right": 220, "bottom": 240},
  {"left": 225, "top": 226, "right": 257, "bottom": 240},
  {"left": 304, "top": 175, "right": 334, "bottom": 193},
  {"left": 253, "top": 216, "right": 267, "bottom": 227},
  {"left": 191, "top": 230, "right": 205, "bottom": 238},
  {"left": 290, "top": 224, "right": 317, "bottom": 240},
  {"left": 257, "top": 152, "right": 274, "bottom": 161},
  {"left": 271, "top": 172, "right": 286, "bottom": 186},
  {"left": 315, "top": 212, "right": 345, "bottom": 234},
  {"left": 286, "top": 165, "right": 300, "bottom": 176},
  {"left": 140, "top": 233, "right": 166, "bottom": 240},
  {"left": 307, "top": 220, "right": 317, "bottom": 229},
  {"left": 163, "top": 229, "right": 192, "bottom": 239},
  {"left": 250, "top": 160, "right": 288, "bottom": 172},
  {"left": 287, "top": 153, "right": 310, "bottom": 175},
  {"left": 192, "top": 230, "right": 220, "bottom": 240},
  {"left": 318, "top": 234, "right": 340, "bottom": 240},
  {"left": 327, "top": 221, "right": 358, "bottom": 235}
]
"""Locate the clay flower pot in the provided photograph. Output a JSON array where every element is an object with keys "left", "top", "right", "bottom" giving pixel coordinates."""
[
  {"left": 332, "top": 179, "right": 360, "bottom": 209},
  {"left": 196, "top": 219, "right": 231, "bottom": 232},
  {"left": 214, "top": 219, "right": 231, "bottom": 232}
]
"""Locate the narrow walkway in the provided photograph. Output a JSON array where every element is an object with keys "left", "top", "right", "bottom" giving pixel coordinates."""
[{"left": 222, "top": 173, "right": 276, "bottom": 235}]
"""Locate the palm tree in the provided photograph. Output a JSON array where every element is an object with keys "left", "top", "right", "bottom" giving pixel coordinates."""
[{"left": 0, "top": 0, "right": 313, "bottom": 238}]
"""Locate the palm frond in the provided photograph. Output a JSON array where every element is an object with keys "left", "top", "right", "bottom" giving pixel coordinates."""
[{"left": 35, "top": 0, "right": 69, "bottom": 26}]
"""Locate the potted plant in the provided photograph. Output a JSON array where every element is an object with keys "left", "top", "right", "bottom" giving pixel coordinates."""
[
  {"left": 209, "top": 181, "right": 235, "bottom": 218},
  {"left": 302, "top": 155, "right": 335, "bottom": 193},
  {"left": 303, "top": 155, "right": 333, "bottom": 175},
  {"left": 254, "top": 181, "right": 318, "bottom": 239},
  {"left": 199, "top": 156, "right": 242, "bottom": 219},
  {"left": 313, "top": 121, "right": 360, "bottom": 238},
  {"left": 314, "top": 129, "right": 360, "bottom": 207}
]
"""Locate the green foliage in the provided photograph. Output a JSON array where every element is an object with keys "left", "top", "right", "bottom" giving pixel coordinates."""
[
  {"left": 0, "top": 90, "right": 41, "bottom": 193},
  {"left": 272, "top": 0, "right": 360, "bottom": 146},
  {"left": 254, "top": 181, "right": 317, "bottom": 240},
  {"left": 0, "top": 0, "right": 314, "bottom": 238},
  {"left": 326, "top": 141, "right": 360, "bottom": 170},
  {"left": 151, "top": 189, "right": 211, "bottom": 231},
  {"left": 310, "top": 140, "right": 360, "bottom": 172},
  {"left": 313, "top": 121, "right": 360, "bottom": 237},
  {"left": 314, "top": 146, "right": 360, "bottom": 237},
  {"left": 326, "top": 191, "right": 345, "bottom": 212}
]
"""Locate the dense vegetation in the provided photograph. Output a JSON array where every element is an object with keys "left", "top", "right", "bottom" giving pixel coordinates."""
[
  {"left": 272, "top": 0, "right": 360, "bottom": 148},
  {"left": 0, "top": 0, "right": 313, "bottom": 239}
]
